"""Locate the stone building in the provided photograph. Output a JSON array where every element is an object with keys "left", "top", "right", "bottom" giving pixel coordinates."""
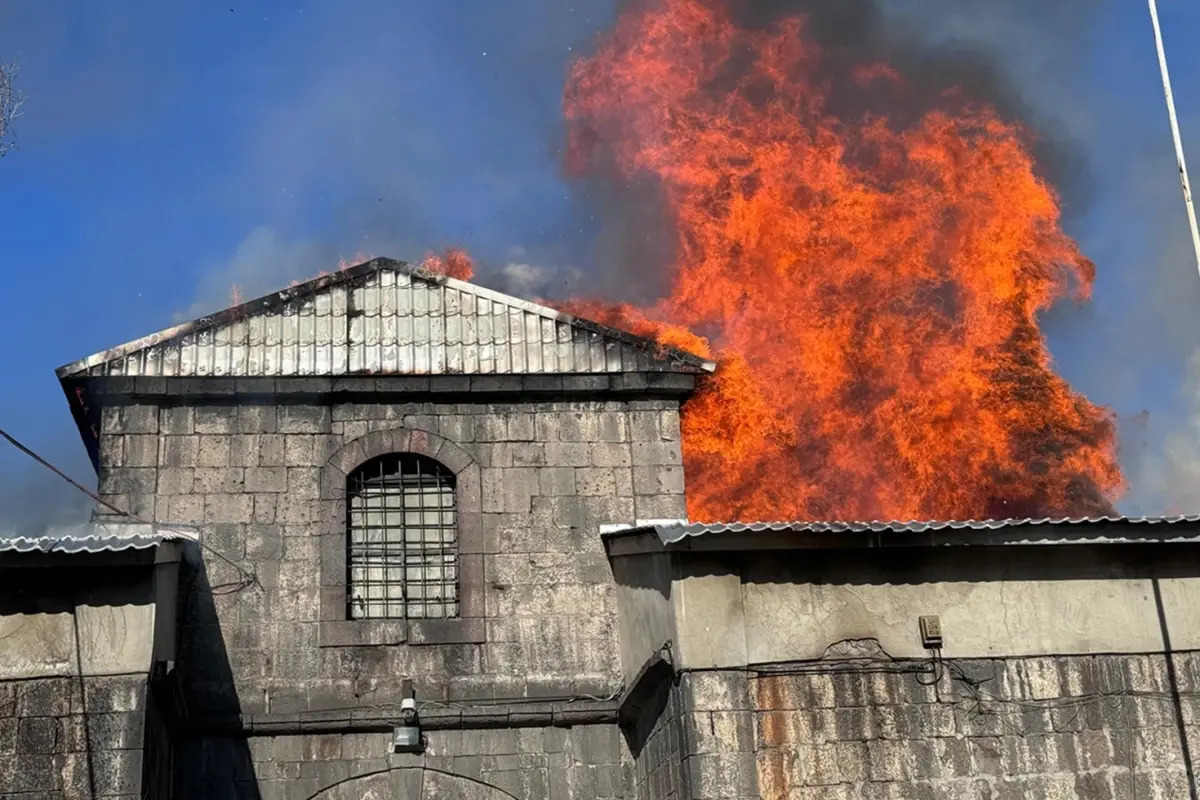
[
  {"left": 36, "top": 256, "right": 1200, "bottom": 798},
  {"left": 0, "top": 517, "right": 193, "bottom": 799},
  {"left": 53, "top": 258, "right": 714, "bottom": 799},
  {"left": 604, "top": 519, "right": 1200, "bottom": 798}
]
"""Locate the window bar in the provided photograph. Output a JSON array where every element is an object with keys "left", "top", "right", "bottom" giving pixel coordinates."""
[{"left": 347, "top": 454, "right": 458, "bottom": 621}]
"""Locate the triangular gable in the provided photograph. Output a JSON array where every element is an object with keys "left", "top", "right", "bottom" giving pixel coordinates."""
[{"left": 56, "top": 258, "right": 715, "bottom": 380}]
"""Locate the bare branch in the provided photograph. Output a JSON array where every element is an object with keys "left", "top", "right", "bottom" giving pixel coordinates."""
[{"left": 0, "top": 60, "right": 24, "bottom": 158}]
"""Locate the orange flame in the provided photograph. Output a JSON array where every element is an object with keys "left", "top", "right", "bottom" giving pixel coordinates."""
[
  {"left": 559, "top": 0, "right": 1124, "bottom": 522},
  {"left": 421, "top": 246, "right": 475, "bottom": 281}
]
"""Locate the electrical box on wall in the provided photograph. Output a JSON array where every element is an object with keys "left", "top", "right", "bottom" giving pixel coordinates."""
[{"left": 919, "top": 615, "right": 943, "bottom": 650}]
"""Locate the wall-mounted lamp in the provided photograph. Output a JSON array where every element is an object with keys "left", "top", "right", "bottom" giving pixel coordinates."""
[{"left": 392, "top": 678, "right": 425, "bottom": 754}]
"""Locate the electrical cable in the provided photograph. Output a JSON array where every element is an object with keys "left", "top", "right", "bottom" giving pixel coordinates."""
[{"left": 0, "top": 424, "right": 260, "bottom": 591}]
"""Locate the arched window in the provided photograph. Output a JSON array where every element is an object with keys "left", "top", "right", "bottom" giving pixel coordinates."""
[{"left": 346, "top": 453, "right": 459, "bottom": 620}]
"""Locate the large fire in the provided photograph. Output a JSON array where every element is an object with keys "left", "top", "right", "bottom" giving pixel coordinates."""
[{"left": 557, "top": 0, "right": 1124, "bottom": 522}]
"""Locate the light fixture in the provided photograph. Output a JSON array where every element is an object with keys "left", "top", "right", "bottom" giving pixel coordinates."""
[{"left": 392, "top": 678, "right": 425, "bottom": 754}]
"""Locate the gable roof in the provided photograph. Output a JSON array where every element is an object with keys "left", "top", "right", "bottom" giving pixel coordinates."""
[{"left": 56, "top": 258, "right": 715, "bottom": 380}]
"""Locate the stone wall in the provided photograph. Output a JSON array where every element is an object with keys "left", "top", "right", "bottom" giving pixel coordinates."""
[
  {"left": 0, "top": 674, "right": 148, "bottom": 799},
  {"left": 628, "top": 679, "right": 687, "bottom": 800},
  {"left": 200, "top": 725, "right": 631, "bottom": 800},
  {"left": 751, "top": 653, "right": 1200, "bottom": 799},
  {"left": 96, "top": 395, "right": 686, "bottom": 797}
]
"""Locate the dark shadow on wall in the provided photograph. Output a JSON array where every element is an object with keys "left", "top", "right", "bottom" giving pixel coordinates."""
[
  {"left": 736, "top": 542, "right": 1200, "bottom": 588},
  {"left": 168, "top": 552, "right": 262, "bottom": 799}
]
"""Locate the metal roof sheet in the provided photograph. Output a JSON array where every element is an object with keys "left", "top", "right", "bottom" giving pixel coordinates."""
[
  {"left": 603, "top": 515, "right": 1200, "bottom": 549},
  {"left": 0, "top": 518, "right": 199, "bottom": 555},
  {"left": 56, "top": 259, "right": 715, "bottom": 380}
]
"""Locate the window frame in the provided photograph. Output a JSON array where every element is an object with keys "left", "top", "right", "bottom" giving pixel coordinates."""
[
  {"left": 318, "top": 427, "right": 485, "bottom": 648},
  {"left": 345, "top": 452, "right": 461, "bottom": 622}
]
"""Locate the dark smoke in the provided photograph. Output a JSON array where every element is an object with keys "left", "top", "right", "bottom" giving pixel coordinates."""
[{"left": 737, "top": 0, "right": 1093, "bottom": 213}]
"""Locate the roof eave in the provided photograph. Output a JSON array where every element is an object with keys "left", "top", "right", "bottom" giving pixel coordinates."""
[{"left": 601, "top": 516, "right": 1200, "bottom": 555}]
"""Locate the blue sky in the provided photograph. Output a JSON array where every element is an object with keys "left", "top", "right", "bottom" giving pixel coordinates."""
[{"left": 0, "top": 0, "right": 1198, "bottom": 529}]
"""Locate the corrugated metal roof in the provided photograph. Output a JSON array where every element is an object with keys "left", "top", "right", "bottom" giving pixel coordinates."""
[
  {"left": 56, "top": 258, "right": 716, "bottom": 380},
  {"left": 0, "top": 518, "right": 199, "bottom": 555},
  {"left": 603, "top": 515, "right": 1200, "bottom": 549}
]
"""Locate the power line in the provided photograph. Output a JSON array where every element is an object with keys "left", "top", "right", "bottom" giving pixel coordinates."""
[
  {"left": 0, "top": 426, "right": 134, "bottom": 520},
  {"left": 0, "top": 424, "right": 259, "bottom": 589}
]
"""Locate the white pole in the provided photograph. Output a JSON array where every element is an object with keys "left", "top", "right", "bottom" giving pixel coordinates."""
[{"left": 1148, "top": 0, "right": 1200, "bottom": 275}]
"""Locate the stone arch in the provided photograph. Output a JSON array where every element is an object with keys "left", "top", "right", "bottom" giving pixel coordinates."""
[
  {"left": 307, "top": 766, "right": 520, "bottom": 800},
  {"left": 316, "top": 425, "right": 486, "bottom": 647}
]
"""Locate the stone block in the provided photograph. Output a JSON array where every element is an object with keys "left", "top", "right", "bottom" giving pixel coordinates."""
[
  {"left": 0, "top": 752, "right": 57, "bottom": 792},
  {"left": 634, "top": 493, "right": 687, "bottom": 520},
  {"left": 278, "top": 405, "right": 331, "bottom": 433},
  {"left": 157, "top": 467, "right": 194, "bottom": 495},
  {"left": 195, "top": 405, "right": 238, "bottom": 434},
  {"left": 196, "top": 434, "right": 232, "bottom": 467},
  {"left": 159, "top": 434, "right": 199, "bottom": 467},
  {"left": 867, "top": 739, "right": 914, "bottom": 782},
  {"left": 205, "top": 493, "right": 254, "bottom": 523},
  {"left": 685, "top": 711, "right": 755, "bottom": 755},
  {"left": 282, "top": 434, "right": 317, "bottom": 466},
  {"left": 482, "top": 468, "right": 535, "bottom": 514},
  {"left": 575, "top": 468, "right": 619, "bottom": 497},
  {"left": 100, "top": 466, "right": 157, "bottom": 497},
  {"left": 685, "top": 671, "right": 752, "bottom": 712},
  {"left": 259, "top": 434, "right": 286, "bottom": 466},
  {"left": 85, "top": 712, "right": 144, "bottom": 752},
  {"left": 507, "top": 413, "right": 537, "bottom": 441},
  {"left": 0, "top": 717, "right": 14, "bottom": 755},
  {"left": 160, "top": 406, "right": 195, "bottom": 435},
  {"left": 633, "top": 465, "right": 685, "bottom": 495},
  {"left": 245, "top": 524, "right": 284, "bottom": 560},
  {"left": 542, "top": 441, "right": 589, "bottom": 467},
  {"left": 164, "top": 494, "right": 205, "bottom": 524},
  {"left": 476, "top": 414, "right": 507, "bottom": 442},
  {"left": 287, "top": 467, "right": 322, "bottom": 499},
  {"left": 228, "top": 434, "right": 260, "bottom": 467},
  {"left": 121, "top": 405, "right": 159, "bottom": 434},
  {"left": 631, "top": 440, "right": 683, "bottom": 467},
  {"left": 83, "top": 677, "right": 145, "bottom": 715},
  {"left": 252, "top": 493, "right": 278, "bottom": 524},
  {"left": 100, "top": 435, "right": 124, "bottom": 467},
  {"left": 590, "top": 442, "right": 632, "bottom": 468},
  {"left": 538, "top": 467, "right": 576, "bottom": 496},
  {"left": 685, "top": 752, "right": 759, "bottom": 799},
  {"left": 239, "top": 404, "right": 279, "bottom": 434},
  {"left": 439, "top": 414, "right": 475, "bottom": 443},
  {"left": 17, "top": 717, "right": 59, "bottom": 754},
  {"left": 244, "top": 467, "right": 288, "bottom": 493},
  {"left": 122, "top": 435, "right": 159, "bottom": 468}
]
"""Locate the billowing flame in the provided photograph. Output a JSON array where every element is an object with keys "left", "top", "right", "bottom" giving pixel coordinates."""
[{"left": 559, "top": 0, "right": 1123, "bottom": 522}]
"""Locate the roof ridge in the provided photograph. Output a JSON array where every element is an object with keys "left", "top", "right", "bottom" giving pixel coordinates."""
[{"left": 55, "top": 257, "right": 715, "bottom": 379}]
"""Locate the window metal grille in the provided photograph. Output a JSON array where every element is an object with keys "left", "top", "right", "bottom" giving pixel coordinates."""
[{"left": 346, "top": 454, "right": 459, "bottom": 620}]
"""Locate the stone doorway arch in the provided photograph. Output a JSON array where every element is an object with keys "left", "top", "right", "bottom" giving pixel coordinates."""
[{"left": 307, "top": 766, "right": 521, "bottom": 800}]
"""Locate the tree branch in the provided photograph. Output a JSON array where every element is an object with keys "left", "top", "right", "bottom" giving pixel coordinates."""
[{"left": 0, "top": 60, "right": 25, "bottom": 158}]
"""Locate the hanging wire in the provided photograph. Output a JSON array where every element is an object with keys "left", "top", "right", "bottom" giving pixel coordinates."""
[{"left": 0, "top": 424, "right": 260, "bottom": 591}]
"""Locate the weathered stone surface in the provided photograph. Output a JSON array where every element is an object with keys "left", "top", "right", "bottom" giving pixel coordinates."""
[
  {"left": 0, "top": 674, "right": 150, "bottom": 800},
  {"left": 90, "top": 395, "right": 689, "bottom": 798},
  {"left": 749, "top": 654, "right": 1200, "bottom": 798}
]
